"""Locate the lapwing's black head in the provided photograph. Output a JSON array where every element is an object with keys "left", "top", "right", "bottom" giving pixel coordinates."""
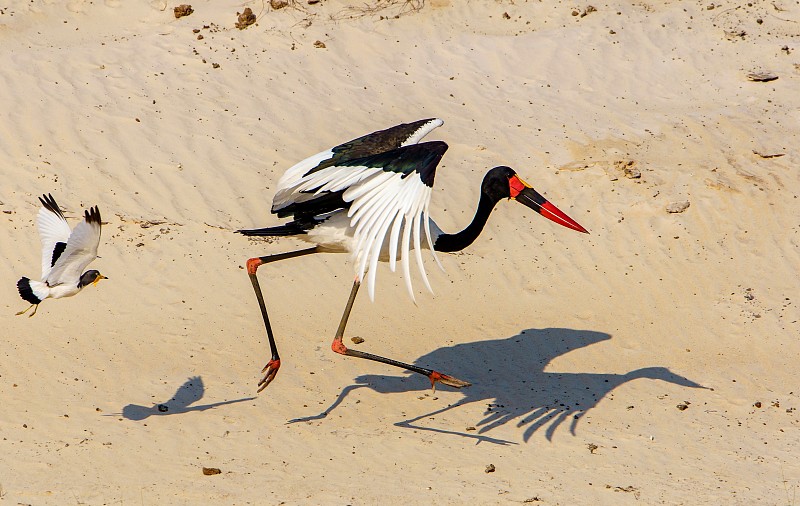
[{"left": 78, "top": 269, "right": 107, "bottom": 288}]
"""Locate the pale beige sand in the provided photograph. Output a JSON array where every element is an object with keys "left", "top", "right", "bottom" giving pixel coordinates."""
[{"left": 1, "top": 0, "right": 799, "bottom": 503}]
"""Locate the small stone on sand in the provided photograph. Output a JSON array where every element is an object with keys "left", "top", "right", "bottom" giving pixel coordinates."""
[
  {"left": 746, "top": 71, "right": 778, "bottom": 82},
  {"left": 236, "top": 8, "right": 256, "bottom": 29},
  {"left": 174, "top": 4, "right": 193, "bottom": 18},
  {"left": 666, "top": 201, "right": 690, "bottom": 213}
]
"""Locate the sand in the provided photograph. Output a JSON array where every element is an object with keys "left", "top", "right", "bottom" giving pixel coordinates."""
[{"left": 1, "top": 0, "right": 799, "bottom": 504}]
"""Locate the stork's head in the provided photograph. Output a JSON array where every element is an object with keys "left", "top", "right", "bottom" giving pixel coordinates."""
[{"left": 483, "top": 166, "right": 588, "bottom": 233}]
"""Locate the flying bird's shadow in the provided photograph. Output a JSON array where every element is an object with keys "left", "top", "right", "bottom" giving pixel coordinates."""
[
  {"left": 292, "top": 328, "right": 706, "bottom": 442},
  {"left": 113, "top": 376, "right": 256, "bottom": 421}
]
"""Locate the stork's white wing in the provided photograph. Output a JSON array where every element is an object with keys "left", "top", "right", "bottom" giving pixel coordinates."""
[
  {"left": 45, "top": 208, "right": 102, "bottom": 286},
  {"left": 36, "top": 195, "right": 72, "bottom": 279},
  {"left": 272, "top": 148, "right": 335, "bottom": 211},
  {"left": 272, "top": 118, "right": 443, "bottom": 213},
  {"left": 270, "top": 158, "right": 442, "bottom": 302},
  {"left": 268, "top": 121, "right": 448, "bottom": 302},
  {"left": 344, "top": 168, "right": 439, "bottom": 302}
]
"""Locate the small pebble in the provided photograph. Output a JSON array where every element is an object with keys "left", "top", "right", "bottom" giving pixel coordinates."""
[
  {"left": 157, "top": 404, "right": 169, "bottom": 412},
  {"left": 174, "top": 4, "right": 193, "bottom": 18},
  {"left": 485, "top": 464, "right": 496, "bottom": 473},
  {"left": 624, "top": 166, "right": 641, "bottom": 179},
  {"left": 666, "top": 201, "right": 690, "bottom": 213},
  {"left": 747, "top": 71, "right": 778, "bottom": 82},
  {"left": 203, "top": 467, "right": 221, "bottom": 475},
  {"left": 235, "top": 7, "right": 256, "bottom": 29}
]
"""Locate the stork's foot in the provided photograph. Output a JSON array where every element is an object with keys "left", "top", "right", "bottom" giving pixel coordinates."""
[
  {"left": 257, "top": 358, "right": 281, "bottom": 393},
  {"left": 428, "top": 371, "right": 471, "bottom": 391}
]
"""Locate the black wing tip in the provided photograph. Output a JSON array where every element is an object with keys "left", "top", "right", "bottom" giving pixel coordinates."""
[
  {"left": 321, "top": 118, "right": 445, "bottom": 173},
  {"left": 37, "top": 195, "right": 101, "bottom": 225},
  {"left": 17, "top": 277, "right": 42, "bottom": 305},
  {"left": 409, "top": 117, "right": 441, "bottom": 127},
  {"left": 237, "top": 223, "right": 310, "bottom": 237},
  {"left": 408, "top": 141, "right": 448, "bottom": 187},
  {"left": 84, "top": 205, "right": 101, "bottom": 225},
  {"left": 39, "top": 193, "right": 65, "bottom": 219},
  {"left": 236, "top": 227, "right": 262, "bottom": 236},
  {"left": 51, "top": 242, "right": 67, "bottom": 268},
  {"left": 391, "top": 118, "right": 442, "bottom": 133},
  {"left": 421, "top": 140, "right": 449, "bottom": 153}
]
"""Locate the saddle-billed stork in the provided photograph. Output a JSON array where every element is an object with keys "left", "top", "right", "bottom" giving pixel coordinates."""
[{"left": 238, "top": 118, "right": 588, "bottom": 392}]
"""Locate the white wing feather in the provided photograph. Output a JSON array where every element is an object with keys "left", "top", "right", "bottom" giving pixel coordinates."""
[
  {"left": 401, "top": 118, "right": 444, "bottom": 146},
  {"left": 272, "top": 148, "right": 335, "bottom": 211},
  {"left": 36, "top": 204, "right": 72, "bottom": 279},
  {"left": 272, "top": 160, "right": 441, "bottom": 301},
  {"left": 343, "top": 170, "right": 437, "bottom": 301},
  {"left": 270, "top": 118, "right": 446, "bottom": 301},
  {"left": 45, "top": 216, "right": 101, "bottom": 286}
]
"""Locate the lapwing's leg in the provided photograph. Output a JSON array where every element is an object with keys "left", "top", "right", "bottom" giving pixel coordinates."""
[
  {"left": 330, "top": 279, "right": 471, "bottom": 390},
  {"left": 15, "top": 304, "right": 38, "bottom": 317},
  {"left": 246, "top": 247, "right": 319, "bottom": 392}
]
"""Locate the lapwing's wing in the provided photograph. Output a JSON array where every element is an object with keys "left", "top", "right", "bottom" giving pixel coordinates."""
[
  {"left": 45, "top": 206, "right": 102, "bottom": 287},
  {"left": 36, "top": 194, "right": 72, "bottom": 280}
]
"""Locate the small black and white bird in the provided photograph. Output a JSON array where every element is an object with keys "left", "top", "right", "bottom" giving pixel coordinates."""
[
  {"left": 238, "top": 118, "right": 588, "bottom": 392},
  {"left": 16, "top": 194, "right": 106, "bottom": 317}
]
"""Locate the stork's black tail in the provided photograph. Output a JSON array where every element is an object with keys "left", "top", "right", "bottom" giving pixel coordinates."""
[{"left": 237, "top": 222, "right": 310, "bottom": 237}]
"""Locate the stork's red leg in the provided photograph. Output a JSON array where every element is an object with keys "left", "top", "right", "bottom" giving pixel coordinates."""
[
  {"left": 331, "top": 280, "right": 471, "bottom": 390},
  {"left": 246, "top": 247, "right": 319, "bottom": 392}
]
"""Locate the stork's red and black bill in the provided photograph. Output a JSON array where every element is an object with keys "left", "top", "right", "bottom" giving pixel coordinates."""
[{"left": 509, "top": 175, "right": 589, "bottom": 234}]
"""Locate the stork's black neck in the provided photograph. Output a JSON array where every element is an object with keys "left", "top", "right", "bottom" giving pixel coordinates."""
[{"left": 433, "top": 192, "right": 499, "bottom": 253}]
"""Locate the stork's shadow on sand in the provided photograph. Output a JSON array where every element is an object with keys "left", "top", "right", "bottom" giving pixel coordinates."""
[
  {"left": 293, "top": 328, "right": 705, "bottom": 442},
  {"left": 115, "top": 376, "right": 255, "bottom": 421}
]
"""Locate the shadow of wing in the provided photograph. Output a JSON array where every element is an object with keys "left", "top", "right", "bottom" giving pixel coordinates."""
[{"left": 170, "top": 376, "right": 205, "bottom": 408}]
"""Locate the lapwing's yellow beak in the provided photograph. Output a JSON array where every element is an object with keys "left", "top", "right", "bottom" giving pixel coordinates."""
[{"left": 93, "top": 274, "right": 107, "bottom": 285}]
